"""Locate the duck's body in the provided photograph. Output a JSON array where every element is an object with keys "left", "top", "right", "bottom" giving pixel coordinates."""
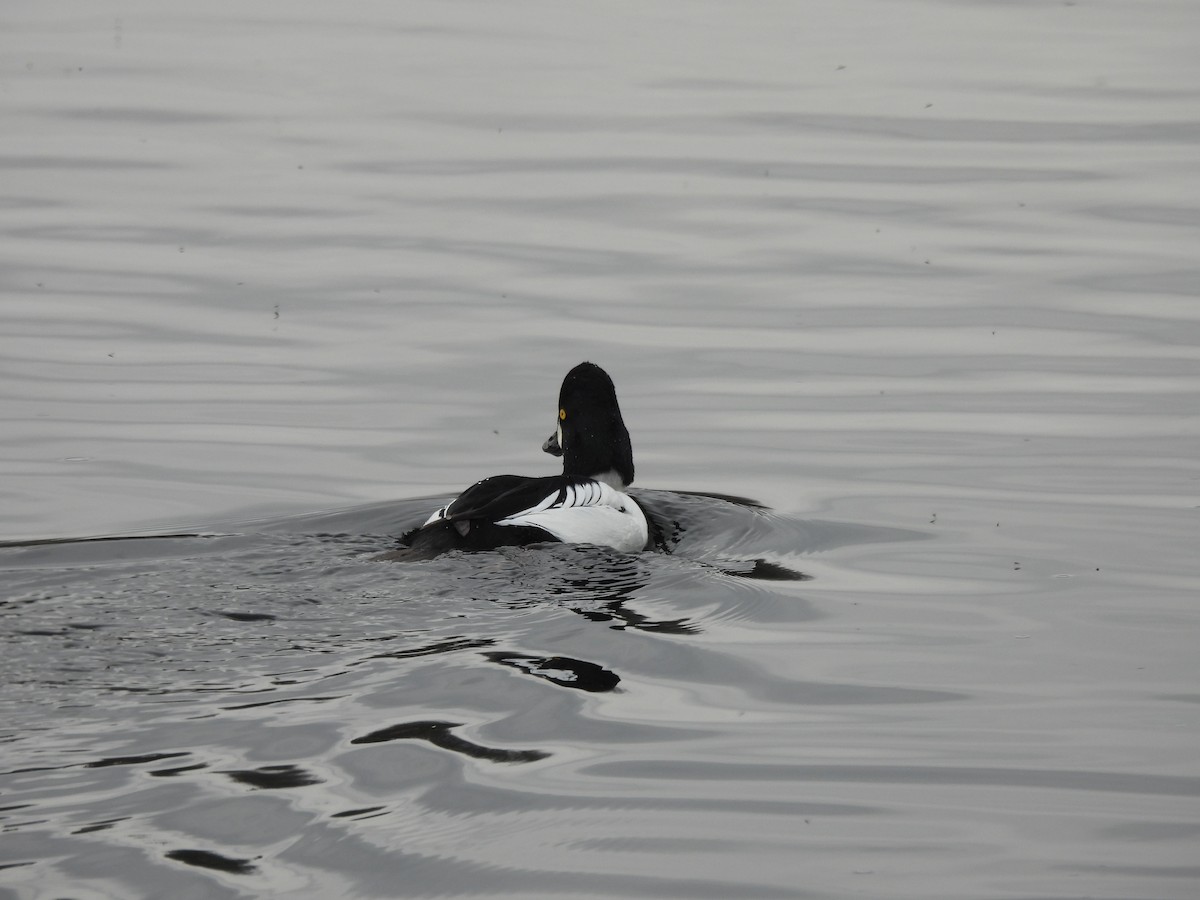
[{"left": 398, "top": 363, "right": 648, "bottom": 558}]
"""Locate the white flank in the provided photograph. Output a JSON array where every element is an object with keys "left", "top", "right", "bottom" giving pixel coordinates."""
[{"left": 499, "top": 481, "right": 648, "bottom": 552}]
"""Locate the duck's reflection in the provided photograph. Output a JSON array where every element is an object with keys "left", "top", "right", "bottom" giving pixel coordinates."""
[
  {"left": 491, "top": 544, "right": 705, "bottom": 635},
  {"left": 484, "top": 652, "right": 620, "bottom": 691}
]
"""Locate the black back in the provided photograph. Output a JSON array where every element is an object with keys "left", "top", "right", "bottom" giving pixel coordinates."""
[{"left": 444, "top": 474, "right": 572, "bottom": 523}]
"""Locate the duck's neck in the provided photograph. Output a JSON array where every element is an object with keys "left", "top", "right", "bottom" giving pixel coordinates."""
[{"left": 589, "top": 469, "right": 626, "bottom": 490}]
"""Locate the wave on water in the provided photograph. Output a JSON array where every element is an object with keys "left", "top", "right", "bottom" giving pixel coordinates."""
[
  {"left": 0, "top": 490, "right": 940, "bottom": 899},
  {"left": 0, "top": 490, "right": 919, "bottom": 706}
]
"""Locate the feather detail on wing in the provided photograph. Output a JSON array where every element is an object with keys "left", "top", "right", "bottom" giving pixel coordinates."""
[{"left": 497, "top": 478, "right": 626, "bottom": 524}]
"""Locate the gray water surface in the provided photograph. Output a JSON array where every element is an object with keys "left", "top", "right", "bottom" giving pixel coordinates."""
[{"left": 2, "top": 1, "right": 1199, "bottom": 898}]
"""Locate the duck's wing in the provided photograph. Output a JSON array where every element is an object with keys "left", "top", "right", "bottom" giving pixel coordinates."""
[
  {"left": 405, "top": 475, "right": 645, "bottom": 555},
  {"left": 439, "top": 475, "right": 571, "bottom": 524}
]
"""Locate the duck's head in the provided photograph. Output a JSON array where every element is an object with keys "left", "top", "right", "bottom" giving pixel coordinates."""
[{"left": 542, "top": 362, "right": 634, "bottom": 489}]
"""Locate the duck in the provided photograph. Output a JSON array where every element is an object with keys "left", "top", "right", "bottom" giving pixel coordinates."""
[{"left": 396, "top": 362, "right": 649, "bottom": 558}]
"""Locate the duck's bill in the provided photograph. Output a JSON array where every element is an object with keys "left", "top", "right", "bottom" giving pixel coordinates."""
[{"left": 542, "top": 431, "right": 562, "bottom": 456}]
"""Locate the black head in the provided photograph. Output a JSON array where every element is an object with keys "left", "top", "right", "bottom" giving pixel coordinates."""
[{"left": 541, "top": 362, "right": 635, "bottom": 487}]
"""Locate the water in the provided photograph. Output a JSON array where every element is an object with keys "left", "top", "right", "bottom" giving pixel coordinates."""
[{"left": 2, "top": 0, "right": 1199, "bottom": 897}]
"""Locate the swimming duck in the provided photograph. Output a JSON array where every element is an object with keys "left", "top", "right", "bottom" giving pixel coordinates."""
[{"left": 398, "top": 362, "right": 649, "bottom": 557}]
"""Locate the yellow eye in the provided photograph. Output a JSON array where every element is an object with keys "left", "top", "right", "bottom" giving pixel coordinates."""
[{"left": 559, "top": 408, "right": 566, "bottom": 420}]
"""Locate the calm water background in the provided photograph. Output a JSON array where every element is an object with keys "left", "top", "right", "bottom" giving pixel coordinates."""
[{"left": 2, "top": 1, "right": 1199, "bottom": 898}]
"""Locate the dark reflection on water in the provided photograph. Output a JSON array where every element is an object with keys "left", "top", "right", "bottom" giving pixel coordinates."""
[
  {"left": 351, "top": 720, "right": 550, "bottom": 763},
  {"left": 87, "top": 752, "right": 191, "bottom": 769},
  {"left": 164, "top": 848, "right": 258, "bottom": 876},
  {"left": 485, "top": 651, "right": 622, "bottom": 692},
  {"left": 221, "top": 764, "right": 324, "bottom": 790}
]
